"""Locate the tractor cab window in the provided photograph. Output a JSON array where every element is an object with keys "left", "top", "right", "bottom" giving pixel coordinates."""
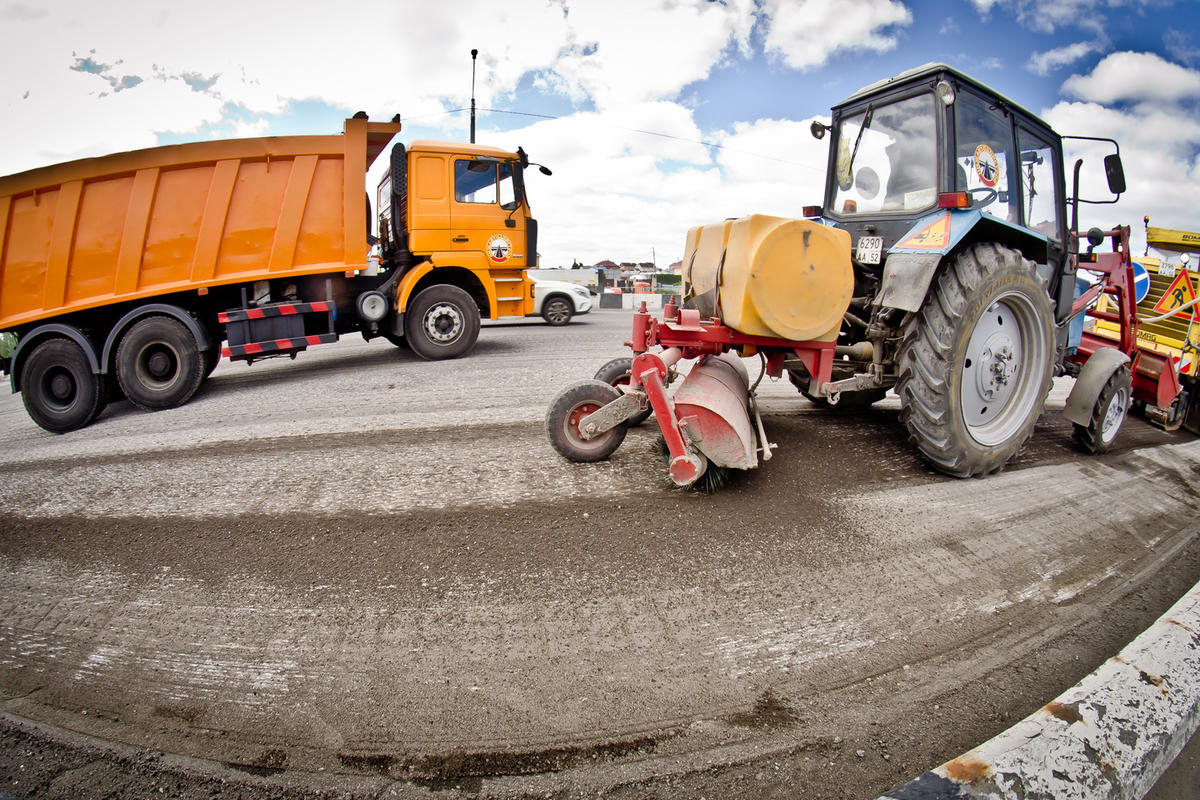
[
  {"left": 833, "top": 93, "right": 937, "bottom": 215},
  {"left": 954, "top": 91, "right": 1016, "bottom": 222},
  {"left": 1016, "top": 127, "right": 1062, "bottom": 242},
  {"left": 454, "top": 159, "right": 517, "bottom": 208}
]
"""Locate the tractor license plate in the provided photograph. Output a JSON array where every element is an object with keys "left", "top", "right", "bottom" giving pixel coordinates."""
[{"left": 856, "top": 236, "right": 883, "bottom": 265}]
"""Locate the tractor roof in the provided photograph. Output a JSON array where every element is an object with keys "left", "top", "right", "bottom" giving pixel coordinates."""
[{"left": 839, "top": 63, "right": 1049, "bottom": 130}]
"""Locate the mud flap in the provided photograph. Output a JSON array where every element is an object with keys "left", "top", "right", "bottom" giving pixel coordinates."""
[{"left": 1064, "top": 347, "right": 1130, "bottom": 427}]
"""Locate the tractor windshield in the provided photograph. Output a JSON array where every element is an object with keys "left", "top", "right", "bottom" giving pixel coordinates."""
[{"left": 832, "top": 93, "right": 937, "bottom": 216}]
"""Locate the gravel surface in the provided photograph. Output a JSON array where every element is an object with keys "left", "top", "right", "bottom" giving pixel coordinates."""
[{"left": 1, "top": 308, "right": 1197, "bottom": 799}]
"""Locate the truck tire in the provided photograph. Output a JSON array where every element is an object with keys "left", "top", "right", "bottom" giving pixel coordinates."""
[
  {"left": 896, "top": 243, "right": 1054, "bottom": 477},
  {"left": 116, "top": 316, "right": 205, "bottom": 411},
  {"left": 1073, "top": 364, "right": 1131, "bottom": 454},
  {"left": 21, "top": 338, "right": 106, "bottom": 433},
  {"left": 404, "top": 285, "right": 480, "bottom": 360},
  {"left": 541, "top": 296, "right": 574, "bottom": 326}
]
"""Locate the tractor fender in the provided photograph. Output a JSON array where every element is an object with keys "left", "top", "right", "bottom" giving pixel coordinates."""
[
  {"left": 877, "top": 209, "right": 1051, "bottom": 312},
  {"left": 1063, "top": 347, "right": 1131, "bottom": 427}
]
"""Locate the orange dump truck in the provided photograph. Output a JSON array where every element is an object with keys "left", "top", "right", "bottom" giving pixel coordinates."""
[{"left": 0, "top": 116, "right": 547, "bottom": 431}]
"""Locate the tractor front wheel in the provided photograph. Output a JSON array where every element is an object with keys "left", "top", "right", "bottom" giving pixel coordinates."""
[
  {"left": 896, "top": 243, "right": 1054, "bottom": 477},
  {"left": 1073, "top": 364, "right": 1131, "bottom": 454}
]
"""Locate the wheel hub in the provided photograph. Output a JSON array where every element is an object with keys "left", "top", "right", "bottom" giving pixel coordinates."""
[
  {"left": 48, "top": 371, "right": 74, "bottom": 402},
  {"left": 1102, "top": 387, "right": 1129, "bottom": 441},
  {"left": 424, "top": 303, "right": 463, "bottom": 343},
  {"left": 960, "top": 295, "right": 1047, "bottom": 444},
  {"left": 148, "top": 350, "right": 172, "bottom": 379}
]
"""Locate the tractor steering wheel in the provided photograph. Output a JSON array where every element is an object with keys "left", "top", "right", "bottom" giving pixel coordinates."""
[{"left": 968, "top": 187, "right": 998, "bottom": 207}]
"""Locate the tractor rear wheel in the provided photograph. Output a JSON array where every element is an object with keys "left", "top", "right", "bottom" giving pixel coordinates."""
[
  {"left": 546, "top": 380, "right": 627, "bottom": 462},
  {"left": 1073, "top": 364, "right": 1131, "bottom": 454},
  {"left": 896, "top": 243, "right": 1054, "bottom": 477}
]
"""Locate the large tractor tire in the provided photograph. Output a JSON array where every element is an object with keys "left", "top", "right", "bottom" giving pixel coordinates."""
[
  {"left": 21, "top": 338, "right": 107, "bottom": 433},
  {"left": 405, "top": 285, "right": 480, "bottom": 360},
  {"left": 896, "top": 243, "right": 1054, "bottom": 477},
  {"left": 116, "top": 315, "right": 205, "bottom": 411}
]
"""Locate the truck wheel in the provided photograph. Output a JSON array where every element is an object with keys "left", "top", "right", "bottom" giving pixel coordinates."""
[
  {"left": 405, "top": 285, "right": 480, "bottom": 360},
  {"left": 896, "top": 243, "right": 1054, "bottom": 477},
  {"left": 542, "top": 296, "right": 574, "bottom": 326},
  {"left": 594, "top": 357, "right": 652, "bottom": 426},
  {"left": 1073, "top": 364, "right": 1131, "bottom": 454},
  {"left": 21, "top": 338, "right": 106, "bottom": 433},
  {"left": 116, "top": 316, "right": 205, "bottom": 411},
  {"left": 546, "top": 380, "right": 627, "bottom": 462}
]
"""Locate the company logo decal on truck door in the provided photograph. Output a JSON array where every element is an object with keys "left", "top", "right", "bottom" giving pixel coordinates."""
[{"left": 487, "top": 234, "right": 512, "bottom": 263}]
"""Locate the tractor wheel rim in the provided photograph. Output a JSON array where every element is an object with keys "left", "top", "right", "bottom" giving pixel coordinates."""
[
  {"left": 960, "top": 292, "right": 1047, "bottom": 446},
  {"left": 1102, "top": 386, "right": 1129, "bottom": 442}
]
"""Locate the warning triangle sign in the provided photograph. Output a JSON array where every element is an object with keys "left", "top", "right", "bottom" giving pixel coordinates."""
[
  {"left": 1153, "top": 270, "right": 1198, "bottom": 319},
  {"left": 896, "top": 214, "right": 951, "bottom": 250}
]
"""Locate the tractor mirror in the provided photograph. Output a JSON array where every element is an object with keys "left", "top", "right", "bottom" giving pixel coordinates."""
[
  {"left": 810, "top": 120, "right": 827, "bottom": 140},
  {"left": 1104, "top": 154, "right": 1126, "bottom": 195}
]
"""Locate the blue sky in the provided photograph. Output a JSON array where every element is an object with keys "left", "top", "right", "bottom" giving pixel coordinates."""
[{"left": 3, "top": 0, "right": 1200, "bottom": 267}]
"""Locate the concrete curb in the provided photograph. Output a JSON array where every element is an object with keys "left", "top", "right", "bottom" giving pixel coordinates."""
[{"left": 877, "top": 577, "right": 1200, "bottom": 799}]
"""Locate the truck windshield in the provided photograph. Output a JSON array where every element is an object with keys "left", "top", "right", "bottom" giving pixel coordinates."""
[{"left": 832, "top": 93, "right": 937, "bottom": 216}]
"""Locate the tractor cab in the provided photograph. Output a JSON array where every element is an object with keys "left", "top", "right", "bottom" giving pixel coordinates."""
[{"left": 815, "top": 63, "right": 1069, "bottom": 312}]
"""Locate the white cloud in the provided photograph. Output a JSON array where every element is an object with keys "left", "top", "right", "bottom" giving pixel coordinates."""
[
  {"left": 547, "top": 0, "right": 755, "bottom": 109},
  {"left": 1062, "top": 51, "right": 1200, "bottom": 104},
  {"left": 760, "top": 0, "right": 913, "bottom": 70},
  {"left": 482, "top": 109, "right": 831, "bottom": 267},
  {"left": 1027, "top": 40, "right": 1105, "bottom": 76}
]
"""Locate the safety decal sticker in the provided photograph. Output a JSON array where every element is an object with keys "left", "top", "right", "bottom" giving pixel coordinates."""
[
  {"left": 896, "top": 213, "right": 951, "bottom": 250},
  {"left": 974, "top": 144, "right": 999, "bottom": 187},
  {"left": 1153, "top": 269, "right": 1197, "bottom": 319},
  {"left": 487, "top": 234, "right": 512, "bottom": 263}
]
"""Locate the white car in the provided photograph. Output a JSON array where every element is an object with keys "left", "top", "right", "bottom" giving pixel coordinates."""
[{"left": 532, "top": 280, "right": 592, "bottom": 325}]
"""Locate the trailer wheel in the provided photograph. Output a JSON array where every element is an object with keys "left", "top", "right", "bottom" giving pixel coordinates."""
[
  {"left": 594, "top": 357, "right": 653, "bottom": 426},
  {"left": 21, "top": 338, "right": 106, "bottom": 433},
  {"left": 542, "top": 296, "right": 574, "bottom": 326},
  {"left": 405, "top": 285, "right": 480, "bottom": 360},
  {"left": 546, "top": 380, "right": 628, "bottom": 462},
  {"left": 1073, "top": 364, "right": 1131, "bottom": 454},
  {"left": 896, "top": 243, "right": 1054, "bottom": 477},
  {"left": 116, "top": 316, "right": 205, "bottom": 411}
]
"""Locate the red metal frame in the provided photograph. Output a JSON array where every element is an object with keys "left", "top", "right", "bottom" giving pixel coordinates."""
[
  {"left": 621, "top": 300, "right": 839, "bottom": 481},
  {"left": 1067, "top": 226, "right": 1182, "bottom": 408}
]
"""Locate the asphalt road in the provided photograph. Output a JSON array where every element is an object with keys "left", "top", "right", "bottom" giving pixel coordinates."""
[{"left": 0, "top": 308, "right": 1198, "bottom": 799}]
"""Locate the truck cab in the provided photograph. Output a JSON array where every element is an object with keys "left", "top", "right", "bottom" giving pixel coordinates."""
[{"left": 375, "top": 140, "right": 540, "bottom": 357}]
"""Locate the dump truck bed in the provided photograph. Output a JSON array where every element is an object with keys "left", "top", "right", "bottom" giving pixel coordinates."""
[{"left": 0, "top": 118, "right": 400, "bottom": 331}]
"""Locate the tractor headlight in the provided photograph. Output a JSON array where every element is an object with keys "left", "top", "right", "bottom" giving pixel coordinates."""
[{"left": 357, "top": 291, "right": 389, "bottom": 322}]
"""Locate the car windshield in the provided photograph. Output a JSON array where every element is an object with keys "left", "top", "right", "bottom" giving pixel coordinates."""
[{"left": 832, "top": 93, "right": 937, "bottom": 216}]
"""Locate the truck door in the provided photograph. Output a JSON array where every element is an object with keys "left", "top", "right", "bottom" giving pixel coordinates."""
[{"left": 450, "top": 159, "right": 528, "bottom": 267}]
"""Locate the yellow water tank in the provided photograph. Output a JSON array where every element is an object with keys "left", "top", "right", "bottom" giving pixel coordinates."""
[{"left": 682, "top": 214, "right": 853, "bottom": 342}]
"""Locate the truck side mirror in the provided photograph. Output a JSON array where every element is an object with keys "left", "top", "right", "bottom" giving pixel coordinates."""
[{"left": 1104, "top": 154, "right": 1125, "bottom": 195}]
